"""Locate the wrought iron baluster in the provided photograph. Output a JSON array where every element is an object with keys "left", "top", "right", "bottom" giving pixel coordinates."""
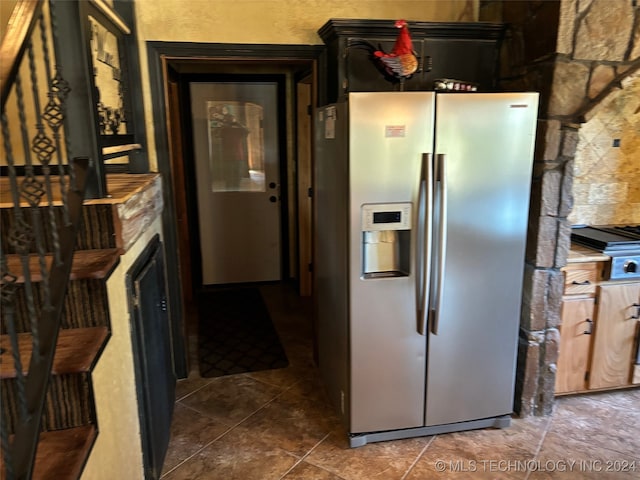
[
  {"left": 0, "top": 252, "right": 27, "bottom": 420},
  {"left": 0, "top": 409, "right": 16, "bottom": 480},
  {"left": 35, "top": 10, "right": 65, "bottom": 266},
  {"left": 41, "top": 5, "right": 72, "bottom": 229},
  {"left": 48, "top": 0, "right": 75, "bottom": 194},
  {"left": 26, "top": 40, "right": 54, "bottom": 315},
  {"left": 13, "top": 71, "right": 42, "bottom": 355},
  {"left": 0, "top": 112, "right": 26, "bottom": 480}
]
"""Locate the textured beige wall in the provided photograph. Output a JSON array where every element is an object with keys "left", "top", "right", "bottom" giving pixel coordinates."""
[
  {"left": 81, "top": 215, "right": 164, "bottom": 480},
  {"left": 135, "top": 0, "right": 477, "bottom": 44},
  {"left": 134, "top": 0, "right": 478, "bottom": 170}
]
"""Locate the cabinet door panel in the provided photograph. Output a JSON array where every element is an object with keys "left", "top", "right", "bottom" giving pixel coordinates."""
[
  {"left": 127, "top": 236, "right": 176, "bottom": 478},
  {"left": 555, "top": 297, "right": 595, "bottom": 394},
  {"left": 423, "top": 38, "right": 498, "bottom": 91},
  {"left": 590, "top": 283, "right": 640, "bottom": 390}
]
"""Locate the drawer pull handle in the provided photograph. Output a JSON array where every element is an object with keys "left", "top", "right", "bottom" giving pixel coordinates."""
[
  {"left": 583, "top": 318, "right": 593, "bottom": 335},
  {"left": 572, "top": 280, "right": 591, "bottom": 286},
  {"left": 632, "top": 303, "right": 640, "bottom": 320}
]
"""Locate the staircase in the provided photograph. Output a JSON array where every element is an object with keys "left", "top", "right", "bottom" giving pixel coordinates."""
[
  {"left": 1, "top": 172, "right": 164, "bottom": 479},
  {"left": 0, "top": 168, "right": 124, "bottom": 478},
  {"left": 0, "top": 174, "right": 169, "bottom": 480},
  {"left": 0, "top": 173, "right": 115, "bottom": 480},
  {"left": 0, "top": 1, "right": 152, "bottom": 478}
]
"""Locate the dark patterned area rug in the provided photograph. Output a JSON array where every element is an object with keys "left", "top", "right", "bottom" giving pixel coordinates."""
[{"left": 197, "top": 287, "right": 289, "bottom": 378}]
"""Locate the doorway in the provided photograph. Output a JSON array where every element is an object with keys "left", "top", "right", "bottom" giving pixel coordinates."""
[
  {"left": 147, "top": 42, "right": 322, "bottom": 376},
  {"left": 189, "top": 78, "right": 285, "bottom": 285}
]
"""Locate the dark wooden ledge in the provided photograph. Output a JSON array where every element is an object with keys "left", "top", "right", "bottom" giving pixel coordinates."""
[
  {"left": 0, "top": 425, "right": 99, "bottom": 480},
  {"left": 0, "top": 326, "right": 109, "bottom": 379},
  {"left": 2, "top": 249, "right": 122, "bottom": 284}
]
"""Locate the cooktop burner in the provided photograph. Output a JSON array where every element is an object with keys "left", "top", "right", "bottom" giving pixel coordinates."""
[
  {"left": 610, "top": 225, "right": 640, "bottom": 237},
  {"left": 571, "top": 225, "right": 640, "bottom": 253}
]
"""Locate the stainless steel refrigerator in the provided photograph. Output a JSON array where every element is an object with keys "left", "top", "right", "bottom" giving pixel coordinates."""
[{"left": 314, "top": 91, "right": 539, "bottom": 447}]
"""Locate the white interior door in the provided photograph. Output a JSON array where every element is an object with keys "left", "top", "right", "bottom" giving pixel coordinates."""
[{"left": 190, "top": 82, "right": 281, "bottom": 285}]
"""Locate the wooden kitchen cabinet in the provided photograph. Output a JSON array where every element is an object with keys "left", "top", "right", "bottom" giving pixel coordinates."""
[
  {"left": 555, "top": 296, "right": 596, "bottom": 394},
  {"left": 589, "top": 282, "right": 640, "bottom": 390},
  {"left": 556, "top": 252, "right": 640, "bottom": 395},
  {"left": 555, "top": 260, "right": 603, "bottom": 395}
]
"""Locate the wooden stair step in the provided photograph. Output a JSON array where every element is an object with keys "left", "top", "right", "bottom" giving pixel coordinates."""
[
  {"left": 2, "top": 248, "right": 121, "bottom": 284},
  {"left": 33, "top": 425, "right": 97, "bottom": 479},
  {"left": 0, "top": 326, "right": 109, "bottom": 379},
  {"left": 0, "top": 425, "right": 98, "bottom": 480}
]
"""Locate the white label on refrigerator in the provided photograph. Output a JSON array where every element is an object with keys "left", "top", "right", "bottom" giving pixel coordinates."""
[
  {"left": 324, "top": 106, "right": 336, "bottom": 139},
  {"left": 385, "top": 125, "right": 406, "bottom": 138}
]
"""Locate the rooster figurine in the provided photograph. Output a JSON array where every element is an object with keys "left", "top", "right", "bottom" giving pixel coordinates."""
[{"left": 349, "top": 19, "right": 423, "bottom": 90}]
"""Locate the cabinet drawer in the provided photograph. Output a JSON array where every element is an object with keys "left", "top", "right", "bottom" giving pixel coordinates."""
[{"left": 563, "top": 262, "right": 601, "bottom": 295}]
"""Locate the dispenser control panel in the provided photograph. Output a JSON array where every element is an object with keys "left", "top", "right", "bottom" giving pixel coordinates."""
[{"left": 361, "top": 203, "right": 412, "bottom": 231}]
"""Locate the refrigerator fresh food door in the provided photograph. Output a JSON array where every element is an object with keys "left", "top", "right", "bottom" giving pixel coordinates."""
[
  {"left": 349, "top": 92, "right": 435, "bottom": 433},
  {"left": 426, "top": 93, "right": 539, "bottom": 426}
]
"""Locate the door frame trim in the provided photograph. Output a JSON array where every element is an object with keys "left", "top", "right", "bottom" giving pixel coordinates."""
[{"left": 146, "top": 42, "right": 322, "bottom": 377}]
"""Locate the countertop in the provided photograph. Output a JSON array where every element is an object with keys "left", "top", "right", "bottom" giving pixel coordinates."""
[{"left": 567, "top": 243, "right": 610, "bottom": 263}]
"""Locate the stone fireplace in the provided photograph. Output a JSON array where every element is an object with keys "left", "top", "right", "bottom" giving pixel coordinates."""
[{"left": 480, "top": 0, "right": 640, "bottom": 416}]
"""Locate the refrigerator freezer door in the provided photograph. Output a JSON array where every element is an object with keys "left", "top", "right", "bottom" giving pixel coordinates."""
[
  {"left": 425, "top": 93, "right": 539, "bottom": 426},
  {"left": 349, "top": 92, "right": 435, "bottom": 433}
]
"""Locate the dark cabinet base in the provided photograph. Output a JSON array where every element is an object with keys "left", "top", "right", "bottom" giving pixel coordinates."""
[{"left": 127, "top": 235, "right": 176, "bottom": 479}]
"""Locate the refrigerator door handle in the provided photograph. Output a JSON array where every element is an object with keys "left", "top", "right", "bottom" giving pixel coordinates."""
[
  {"left": 430, "top": 153, "right": 447, "bottom": 335},
  {"left": 418, "top": 153, "right": 433, "bottom": 335}
]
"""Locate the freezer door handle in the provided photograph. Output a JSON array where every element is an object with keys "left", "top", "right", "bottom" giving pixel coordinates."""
[
  {"left": 418, "top": 153, "right": 433, "bottom": 335},
  {"left": 429, "top": 153, "right": 447, "bottom": 336}
]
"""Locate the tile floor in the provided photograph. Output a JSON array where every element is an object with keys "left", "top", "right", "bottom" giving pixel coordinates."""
[{"left": 161, "top": 283, "right": 640, "bottom": 479}]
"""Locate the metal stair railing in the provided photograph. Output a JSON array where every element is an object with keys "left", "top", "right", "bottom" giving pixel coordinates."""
[{"left": 1, "top": 1, "right": 93, "bottom": 478}]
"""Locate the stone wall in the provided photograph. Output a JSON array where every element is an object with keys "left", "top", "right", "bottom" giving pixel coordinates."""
[
  {"left": 570, "top": 71, "right": 640, "bottom": 225},
  {"left": 480, "top": 0, "right": 640, "bottom": 416}
]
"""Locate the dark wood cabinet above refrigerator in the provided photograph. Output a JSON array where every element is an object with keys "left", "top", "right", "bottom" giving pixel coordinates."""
[{"left": 317, "top": 19, "right": 506, "bottom": 105}]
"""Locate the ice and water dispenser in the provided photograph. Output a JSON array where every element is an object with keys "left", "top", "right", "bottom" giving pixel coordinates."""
[{"left": 361, "top": 203, "right": 412, "bottom": 278}]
